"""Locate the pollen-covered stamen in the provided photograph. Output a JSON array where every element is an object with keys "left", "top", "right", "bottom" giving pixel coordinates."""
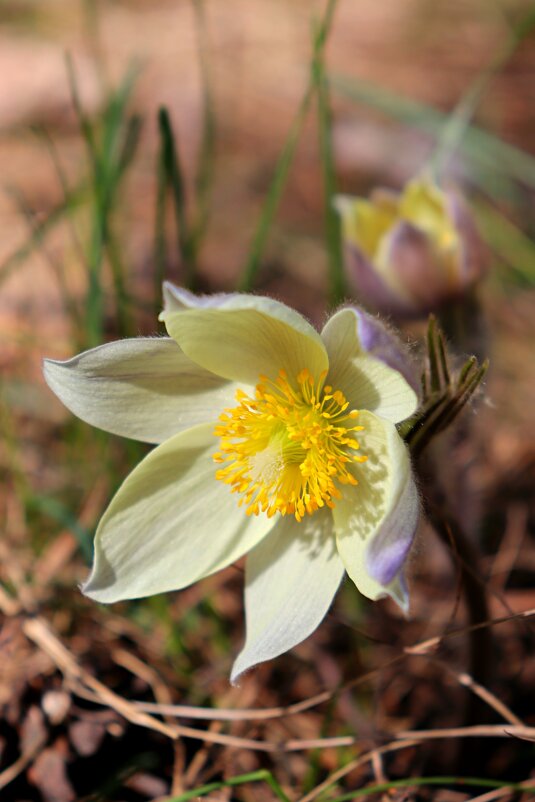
[{"left": 213, "top": 369, "right": 367, "bottom": 521}]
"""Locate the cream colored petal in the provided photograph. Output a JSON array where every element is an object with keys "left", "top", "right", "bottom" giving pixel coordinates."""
[
  {"left": 83, "top": 423, "right": 275, "bottom": 602},
  {"left": 44, "top": 338, "right": 240, "bottom": 444},
  {"left": 163, "top": 282, "right": 232, "bottom": 312},
  {"left": 161, "top": 293, "right": 328, "bottom": 385},
  {"left": 321, "top": 308, "right": 418, "bottom": 423},
  {"left": 333, "top": 411, "right": 419, "bottom": 612},
  {"left": 231, "top": 511, "right": 344, "bottom": 684}
]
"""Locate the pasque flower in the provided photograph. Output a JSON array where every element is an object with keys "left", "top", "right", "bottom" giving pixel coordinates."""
[
  {"left": 336, "top": 176, "right": 487, "bottom": 317},
  {"left": 44, "top": 285, "right": 420, "bottom": 682}
]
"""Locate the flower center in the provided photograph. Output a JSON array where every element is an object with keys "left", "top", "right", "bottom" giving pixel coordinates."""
[{"left": 213, "top": 369, "right": 367, "bottom": 521}]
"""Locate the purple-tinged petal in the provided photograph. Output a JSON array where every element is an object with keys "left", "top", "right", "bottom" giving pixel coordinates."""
[
  {"left": 381, "top": 220, "right": 454, "bottom": 309},
  {"left": 333, "top": 410, "right": 419, "bottom": 612},
  {"left": 445, "top": 190, "right": 488, "bottom": 287},
  {"left": 350, "top": 306, "right": 421, "bottom": 400},
  {"left": 365, "top": 457, "right": 419, "bottom": 586},
  {"left": 343, "top": 244, "right": 418, "bottom": 317}
]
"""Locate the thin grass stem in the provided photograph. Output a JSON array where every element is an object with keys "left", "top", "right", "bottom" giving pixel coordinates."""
[
  {"left": 313, "top": 12, "right": 345, "bottom": 307},
  {"left": 238, "top": 0, "right": 339, "bottom": 291}
]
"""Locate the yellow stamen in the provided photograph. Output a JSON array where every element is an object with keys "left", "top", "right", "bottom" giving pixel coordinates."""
[{"left": 213, "top": 369, "right": 367, "bottom": 521}]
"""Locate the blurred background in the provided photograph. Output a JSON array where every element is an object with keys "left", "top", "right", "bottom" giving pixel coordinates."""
[{"left": 1, "top": 1, "right": 535, "bottom": 800}]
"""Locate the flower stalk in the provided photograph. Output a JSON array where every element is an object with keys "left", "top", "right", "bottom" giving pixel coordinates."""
[{"left": 402, "top": 314, "right": 492, "bottom": 724}]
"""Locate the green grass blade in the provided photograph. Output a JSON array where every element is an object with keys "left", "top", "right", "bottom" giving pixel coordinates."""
[
  {"left": 117, "top": 112, "right": 143, "bottom": 178},
  {"left": 0, "top": 387, "right": 31, "bottom": 505},
  {"left": 85, "top": 209, "right": 105, "bottom": 347},
  {"left": 5, "top": 185, "right": 81, "bottom": 339},
  {"left": 97, "top": 64, "right": 141, "bottom": 216},
  {"left": 67, "top": 54, "right": 104, "bottom": 347},
  {"left": 100, "top": 64, "right": 140, "bottom": 173},
  {"left": 330, "top": 73, "right": 535, "bottom": 189},
  {"left": 325, "top": 776, "right": 534, "bottom": 802},
  {"left": 105, "top": 112, "right": 144, "bottom": 337},
  {"left": 68, "top": 62, "right": 140, "bottom": 345},
  {"left": 36, "top": 126, "right": 89, "bottom": 277},
  {"left": 191, "top": 0, "right": 217, "bottom": 249},
  {"left": 167, "top": 769, "right": 291, "bottom": 802},
  {"left": 153, "top": 121, "right": 169, "bottom": 315},
  {"left": 474, "top": 200, "right": 535, "bottom": 287},
  {"left": 0, "top": 186, "right": 86, "bottom": 289},
  {"left": 65, "top": 52, "right": 99, "bottom": 174},
  {"left": 27, "top": 495, "right": 93, "bottom": 563},
  {"left": 237, "top": 84, "right": 315, "bottom": 291},
  {"left": 432, "top": 7, "right": 535, "bottom": 177},
  {"left": 98, "top": 68, "right": 140, "bottom": 338},
  {"left": 158, "top": 107, "right": 198, "bottom": 289},
  {"left": 238, "top": 0, "right": 339, "bottom": 291},
  {"left": 312, "top": 13, "right": 345, "bottom": 307}
]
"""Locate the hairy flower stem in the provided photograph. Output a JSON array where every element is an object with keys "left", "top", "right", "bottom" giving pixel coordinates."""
[
  {"left": 436, "top": 290, "right": 488, "bottom": 364},
  {"left": 430, "top": 511, "right": 491, "bottom": 689},
  {"left": 426, "top": 501, "right": 493, "bottom": 776},
  {"left": 421, "top": 479, "right": 492, "bottom": 731}
]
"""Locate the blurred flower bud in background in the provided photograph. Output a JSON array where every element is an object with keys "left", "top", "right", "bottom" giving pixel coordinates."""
[{"left": 335, "top": 176, "right": 488, "bottom": 320}]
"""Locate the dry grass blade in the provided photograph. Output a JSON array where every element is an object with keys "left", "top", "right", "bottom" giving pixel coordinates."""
[
  {"left": 23, "top": 617, "right": 180, "bottom": 740},
  {"left": 17, "top": 608, "right": 535, "bottom": 766},
  {"left": 489, "top": 504, "right": 528, "bottom": 591},
  {"left": 18, "top": 616, "right": 385, "bottom": 754},
  {"left": 396, "top": 724, "right": 535, "bottom": 741},
  {"left": 465, "top": 779, "right": 535, "bottom": 802},
  {"left": 30, "top": 614, "right": 531, "bottom": 751},
  {"left": 296, "top": 740, "right": 421, "bottom": 802},
  {"left": 404, "top": 607, "right": 535, "bottom": 655},
  {"left": 441, "top": 665, "right": 524, "bottom": 727},
  {"left": 0, "top": 711, "right": 47, "bottom": 791},
  {"left": 131, "top": 607, "right": 535, "bottom": 724}
]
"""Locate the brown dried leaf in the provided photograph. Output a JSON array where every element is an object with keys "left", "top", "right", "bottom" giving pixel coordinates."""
[
  {"left": 68, "top": 718, "right": 106, "bottom": 757},
  {"left": 28, "top": 740, "right": 75, "bottom": 802},
  {"left": 21, "top": 705, "right": 47, "bottom": 755}
]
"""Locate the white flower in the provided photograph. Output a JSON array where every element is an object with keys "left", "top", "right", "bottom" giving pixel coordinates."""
[{"left": 44, "top": 285, "right": 420, "bottom": 683}]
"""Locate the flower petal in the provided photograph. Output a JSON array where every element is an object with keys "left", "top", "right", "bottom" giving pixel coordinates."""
[
  {"left": 321, "top": 308, "right": 419, "bottom": 423},
  {"left": 446, "top": 190, "right": 488, "bottom": 286},
  {"left": 333, "top": 411, "right": 419, "bottom": 612},
  {"left": 231, "top": 511, "right": 344, "bottom": 684},
  {"left": 334, "top": 194, "right": 398, "bottom": 259},
  {"left": 349, "top": 306, "right": 420, "bottom": 397},
  {"left": 399, "top": 177, "right": 458, "bottom": 247},
  {"left": 335, "top": 193, "right": 419, "bottom": 315},
  {"left": 161, "top": 292, "right": 329, "bottom": 385},
  {"left": 163, "top": 282, "right": 232, "bottom": 311},
  {"left": 340, "top": 243, "right": 418, "bottom": 317},
  {"left": 44, "top": 338, "right": 239, "bottom": 444},
  {"left": 83, "top": 423, "right": 275, "bottom": 602},
  {"left": 379, "top": 220, "right": 453, "bottom": 307}
]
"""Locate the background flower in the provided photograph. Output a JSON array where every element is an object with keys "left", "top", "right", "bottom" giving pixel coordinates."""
[{"left": 336, "top": 176, "right": 488, "bottom": 317}]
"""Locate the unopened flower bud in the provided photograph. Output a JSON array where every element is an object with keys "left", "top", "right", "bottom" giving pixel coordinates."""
[{"left": 335, "top": 176, "right": 488, "bottom": 317}]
